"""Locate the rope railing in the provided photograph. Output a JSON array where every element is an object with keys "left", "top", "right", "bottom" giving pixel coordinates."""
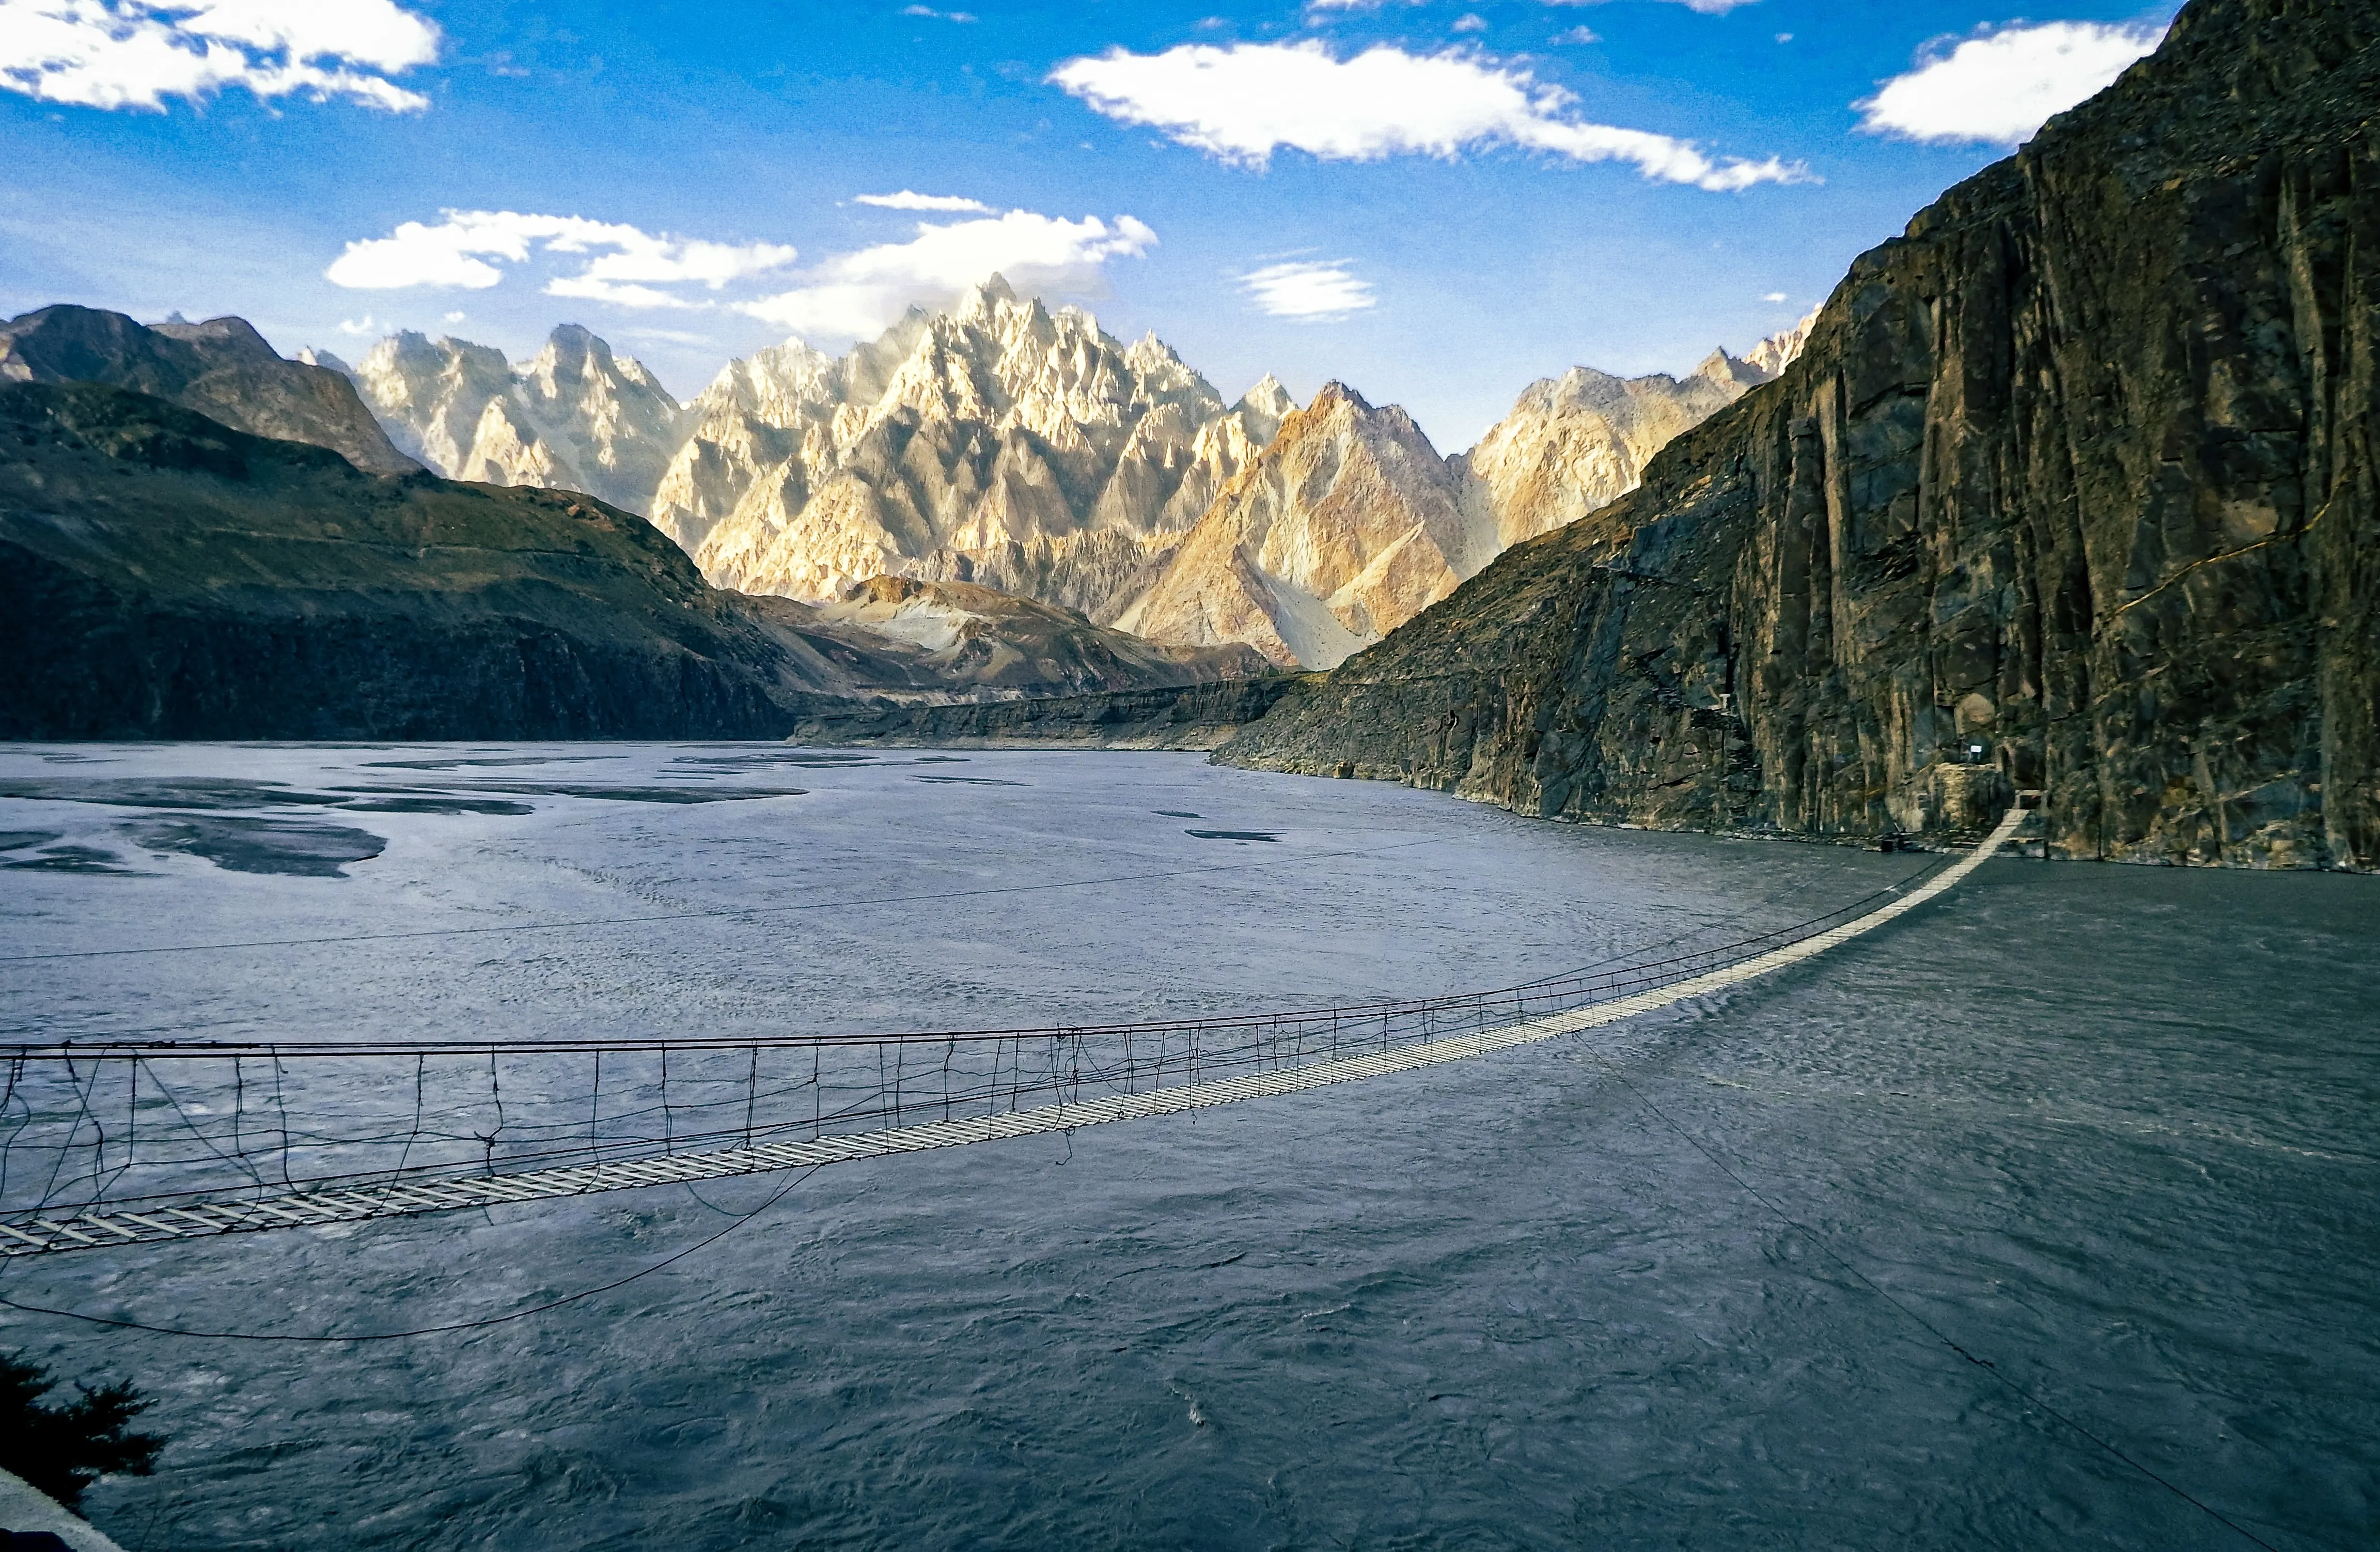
[{"left": 0, "top": 809, "right": 2027, "bottom": 1257}]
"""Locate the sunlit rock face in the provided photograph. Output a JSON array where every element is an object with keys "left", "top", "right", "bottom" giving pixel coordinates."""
[
  {"left": 350, "top": 325, "right": 685, "bottom": 514},
  {"left": 1115, "top": 383, "right": 1497, "bottom": 671},
  {"left": 662, "top": 277, "right": 1291, "bottom": 625},
  {"left": 1459, "top": 352, "right": 1771, "bottom": 552}
]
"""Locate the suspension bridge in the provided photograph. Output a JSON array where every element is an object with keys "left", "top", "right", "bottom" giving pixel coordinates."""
[{"left": 0, "top": 806, "right": 2028, "bottom": 1259}]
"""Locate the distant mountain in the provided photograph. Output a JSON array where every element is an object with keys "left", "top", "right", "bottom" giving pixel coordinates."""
[
  {"left": 1459, "top": 350, "right": 1773, "bottom": 551},
  {"left": 343, "top": 325, "right": 685, "bottom": 514},
  {"left": 1744, "top": 308, "right": 1819, "bottom": 380},
  {"left": 0, "top": 305, "right": 417, "bottom": 475},
  {"left": 662, "top": 276, "right": 1288, "bottom": 624},
  {"left": 0, "top": 381, "right": 1271, "bottom": 738},
  {"left": 1115, "top": 383, "right": 1497, "bottom": 670}
]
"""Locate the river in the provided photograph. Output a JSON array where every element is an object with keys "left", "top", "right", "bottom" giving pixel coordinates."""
[{"left": 1, "top": 742, "right": 2371, "bottom": 1550}]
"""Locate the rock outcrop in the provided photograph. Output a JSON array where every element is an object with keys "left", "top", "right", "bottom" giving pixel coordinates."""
[
  {"left": 665, "top": 277, "right": 1288, "bottom": 623},
  {"left": 1220, "top": 0, "right": 2380, "bottom": 871},
  {"left": 1114, "top": 383, "right": 1498, "bottom": 670},
  {"left": 0, "top": 305, "right": 417, "bottom": 475},
  {"left": 347, "top": 325, "right": 685, "bottom": 513}
]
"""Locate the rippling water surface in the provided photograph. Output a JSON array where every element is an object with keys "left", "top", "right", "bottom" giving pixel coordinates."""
[{"left": 2, "top": 742, "right": 2373, "bottom": 1550}]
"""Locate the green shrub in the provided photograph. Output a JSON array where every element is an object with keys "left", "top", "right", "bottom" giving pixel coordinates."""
[{"left": 0, "top": 1353, "right": 163, "bottom": 1510}]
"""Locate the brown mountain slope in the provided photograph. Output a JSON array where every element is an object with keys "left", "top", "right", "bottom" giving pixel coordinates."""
[
  {"left": 1, "top": 305, "right": 418, "bottom": 476},
  {"left": 1220, "top": 0, "right": 2380, "bottom": 870}
]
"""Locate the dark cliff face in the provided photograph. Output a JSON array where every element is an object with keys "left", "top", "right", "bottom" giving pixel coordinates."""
[
  {"left": 0, "top": 305, "right": 420, "bottom": 476},
  {"left": 1221, "top": 0, "right": 2380, "bottom": 870},
  {"left": 0, "top": 382, "right": 820, "bottom": 740}
]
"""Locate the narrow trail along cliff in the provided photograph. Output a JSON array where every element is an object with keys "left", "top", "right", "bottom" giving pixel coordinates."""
[{"left": 1221, "top": 0, "right": 2380, "bottom": 871}]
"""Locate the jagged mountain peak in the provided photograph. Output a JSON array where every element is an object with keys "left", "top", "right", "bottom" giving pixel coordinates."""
[
  {"left": 1692, "top": 348, "right": 1772, "bottom": 392},
  {"left": 1115, "top": 377, "right": 1490, "bottom": 671},
  {"left": 349, "top": 322, "right": 684, "bottom": 513},
  {"left": 1236, "top": 374, "right": 1295, "bottom": 416},
  {"left": 661, "top": 287, "right": 1281, "bottom": 620}
]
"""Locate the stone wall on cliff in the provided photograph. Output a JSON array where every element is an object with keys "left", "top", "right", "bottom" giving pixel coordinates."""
[{"left": 1219, "top": 0, "right": 2380, "bottom": 870}]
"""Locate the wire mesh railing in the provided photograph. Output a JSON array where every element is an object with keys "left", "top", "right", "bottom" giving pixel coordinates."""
[{"left": 0, "top": 853, "right": 1960, "bottom": 1245}]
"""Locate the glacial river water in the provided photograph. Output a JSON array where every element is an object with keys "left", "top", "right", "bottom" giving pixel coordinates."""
[{"left": 0, "top": 743, "right": 2373, "bottom": 1551}]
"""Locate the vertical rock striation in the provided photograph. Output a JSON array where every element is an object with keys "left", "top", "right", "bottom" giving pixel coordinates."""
[{"left": 1220, "top": 0, "right": 2380, "bottom": 870}]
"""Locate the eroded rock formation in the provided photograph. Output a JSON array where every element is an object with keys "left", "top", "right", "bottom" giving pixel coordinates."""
[
  {"left": 348, "top": 325, "right": 685, "bottom": 513},
  {"left": 1115, "top": 383, "right": 1498, "bottom": 670},
  {"left": 1220, "top": 0, "right": 2380, "bottom": 870},
  {"left": 666, "top": 277, "right": 1289, "bottom": 624}
]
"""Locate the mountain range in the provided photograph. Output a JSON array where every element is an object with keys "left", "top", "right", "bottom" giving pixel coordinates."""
[
  {"left": 0, "top": 316, "right": 1267, "bottom": 739},
  {"left": 312, "top": 288, "right": 1807, "bottom": 669}
]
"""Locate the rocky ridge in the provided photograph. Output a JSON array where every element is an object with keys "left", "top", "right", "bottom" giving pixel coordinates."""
[
  {"left": 1219, "top": 0, "right": 2380, "bottom": 870},
  {"left": 346, "top": 325, "right": 686, "bottom": 513},
  {"left": 662, "top": 277, "right": 1291, "bottom": 626},
  {"left": 1, "top": 305, "right": 417, "bottom": 475}
]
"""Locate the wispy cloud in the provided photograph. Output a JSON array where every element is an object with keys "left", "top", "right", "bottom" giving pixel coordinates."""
[
  {"left": 1241, "top": 260, "right": 1374, "bottom": 321},
  {"left": 898, "top": 4, "right": 975, "bottom": 20},
  {"left": 854, "top": 191, "right": 996, "bottom": 213},
  {"left": 1856, "top": 20, "right": 2165, "bottom": 145},
  {"left": 1048, "top": 41, "right": 1808, "bottom": 191},
  {"left": 740, "top": 210, "right": 1158, "bottom": 340},
  {"left": 325, "top": 211, "right": 798, "bottom": 308},
  {"left": 1546, "top": 0, "right": 1760, "bottom": 13},
  {"left": 0, "top": 0, "right": 441, "bottom": 112}
]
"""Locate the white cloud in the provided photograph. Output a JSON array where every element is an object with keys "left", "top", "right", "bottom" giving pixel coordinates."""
[
  {"left": 855, "top": 190, "right": 996, "bottom": 213},
  {"left": 337, "top": 313, "right": 377, "bottom": 336},
  {"left": 741, "top": 210, "right": 1158, "bottom": 339},
  {"left": 1048, "top": 41, "right": 1807, "bottom": 191},
  {"left": 442, "top": 309, "right": 464, "bottom": 322},
  {"left": 325, "top": 211, "right": 798, "bottom": 308},
  {"left": 899, "top": 4, "right": 974, "bottom": 19},
  {"left": 1452, "top": 13, "right": 1487, "bottom": 34},
  {"left": 1551, "top": 0, "right": 1760, "bottom": 12},
  {"left": 0, "top": 0, "right": 439, "bottom": 112},
  {"left": 1856, "top": 20, "right": 2165, "bottom": 145},
  {"left": 1241, "top": 260, "right": 1374, "bottom": 321},
  {"left": 1761, "top": 290, "right": 1786, "bottom": 302},
  {"left": 1552, "top": 25, "right": 1599, "bottom": 44}
]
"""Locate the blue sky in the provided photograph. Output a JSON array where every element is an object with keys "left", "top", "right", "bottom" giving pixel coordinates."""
[{"left": 1, "top": 0, "right": 2177, "bottom": 446}]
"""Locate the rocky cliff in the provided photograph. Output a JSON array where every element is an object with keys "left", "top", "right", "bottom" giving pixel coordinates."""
[
  {"left": 348, "top": 325, "right": 686, "bottom": 513},
  {"left": 1, "top": 306, "right": 418, "bottom": 476},
  {"left": 1220, "top": 0, "right": 2380, "bottom": 871},
  {"left": 668, "top": 277, "right": 1289, "bottom": 624}
]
